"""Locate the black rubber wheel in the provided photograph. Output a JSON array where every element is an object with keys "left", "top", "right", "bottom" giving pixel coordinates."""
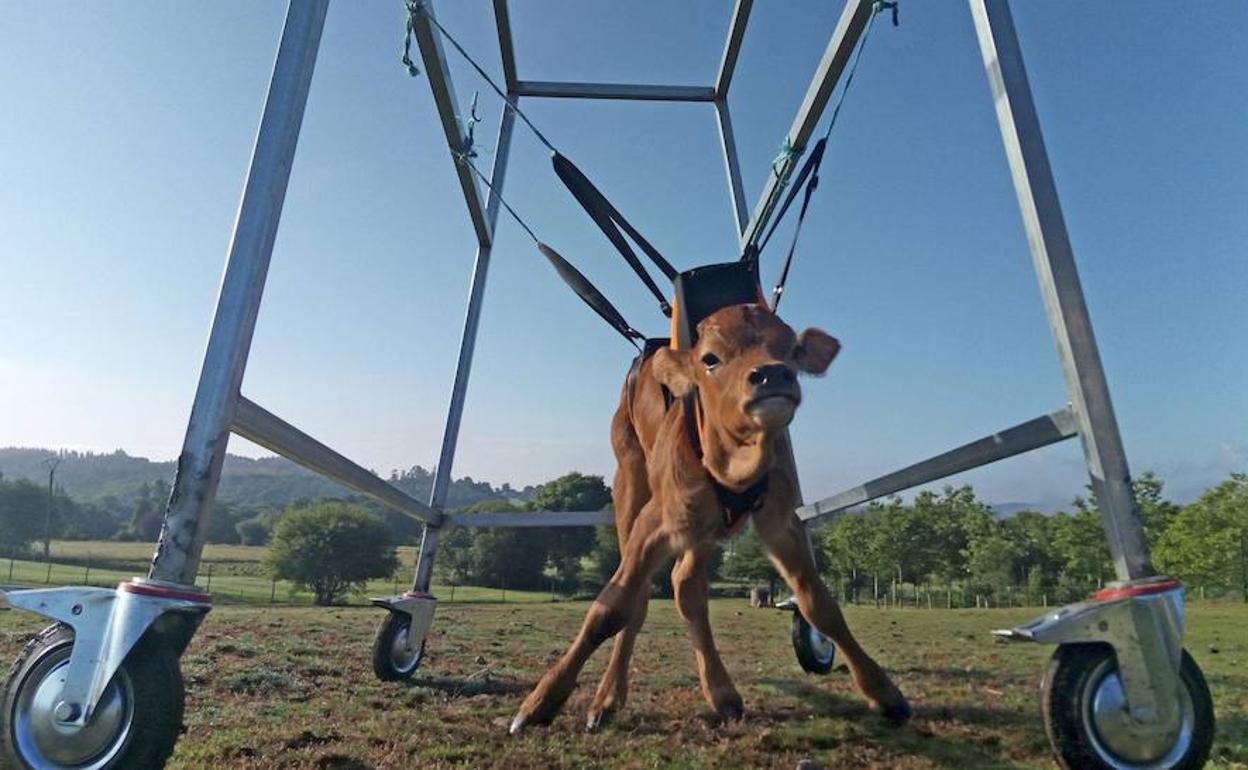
[
  {"left": 791, "top": 611, "right": 836, "bottom": 675},
  {"left": 1042, "top": 643, "right": 1214, "bottom": 770},
  {"left": 2, "top": 623, "right": 184, "bottom": 770},
  {"left": 372, "top": 612, "right": 425, "bottom": 682}
]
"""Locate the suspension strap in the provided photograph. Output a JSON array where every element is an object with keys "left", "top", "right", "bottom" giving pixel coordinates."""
[
  {"left": 747, "top": 0, "right": 896, "bottom": 310},
  {"left": 552, "top": 152, "right": 678, "bottom": 316},
  {"left": 451, "top": 142, "right": 644, "bottom": 350},
  {"left": 537, "top": 242, "right": 645, "bottom": 349},
  {"left": 763, "top": 137, "right": 827, "bottom": 310}
]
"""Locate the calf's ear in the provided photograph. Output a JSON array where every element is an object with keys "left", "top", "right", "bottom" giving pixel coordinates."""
[
  {"left": 650, "top": 348, "right": 696, "bottom": 397},
  {"left": 794, "top": 328, "right": 841, "bottom": 375}
]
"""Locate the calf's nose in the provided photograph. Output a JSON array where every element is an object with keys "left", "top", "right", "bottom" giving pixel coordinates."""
[{"left": 747, "top": 363, "right": 796, "bottom": 387}]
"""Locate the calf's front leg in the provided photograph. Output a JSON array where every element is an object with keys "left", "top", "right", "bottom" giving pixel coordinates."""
[
  {"left": 509, "top": 506, "right": 672, "bottom": 734},
  {"left": 754, "top": 507, "right": 911, "bottom": 723}
]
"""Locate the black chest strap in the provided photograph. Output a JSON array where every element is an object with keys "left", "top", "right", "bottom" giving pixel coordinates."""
[{"left": 681, "top": 391, "right": 769, "bottom": 531}]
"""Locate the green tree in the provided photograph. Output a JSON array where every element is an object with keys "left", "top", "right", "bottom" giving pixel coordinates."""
[
  {"left": 966, "top": 525, "right": 1021, "bottom": 599},
  {"left": 530, "top": 472, "right": 611, "bottom": 591},
  {"left": 721, "top": 526, "right": 778, "bottom": 595},
  {"left": 819, "top": 513, "right": 872, "bottom": 599},
  {"left": 235, "top": 517, "right": 270, "bottom": 546},
  {"left": 1155, "top": 473, "right": 1248, "bottom": 599},
  {"left": 1050, "top": 508, "right": 1112, "bottom": 592},
  {"left": 1002, "top": 511, "right": 1058, "bottom": 589},
  {"left": 584, "top": 524, "right": 621, "bottom": 590},
  {"left": 0, "top": 477, "right": 45, "bottom": 556},
  {"left": 266, "top": 501, "right": 398, "bottom": 605},
  {"left": 444, "top": 500, "right": 549, "bottom": 591}
]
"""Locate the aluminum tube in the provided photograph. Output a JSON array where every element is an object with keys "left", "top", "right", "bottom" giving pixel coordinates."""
[
  {"left": 230, "top": 397, "right": 442, "bottom": 525},
  {"left": 798, "top": 407, "right": 1079, "bottom": 525},
  {"left": 148, "top": 0, "right": 329, "bottom": 585},
  {"left": 492, "top": 0, "right": 519, "bottom": 91},
  {"left": 970, "top": 0, "right": 1151, "bottom": 580},
  {"left": 715, "top": 0, "right": 754, "bottom": 97},
  {"left": 411, "top": 105, "right": 517, "bottom": 592},
  {"left": 715, "top": 100, "right": 750, "bottom": 236},
  {"left": 447, "top": 511, "right": 614, "bottom": 529},
  {"left": 410, "top": 0, "right": 493, "bottom": 247},
  {"left": 512, "top": 80, "right": 716, "bottom": 102}
]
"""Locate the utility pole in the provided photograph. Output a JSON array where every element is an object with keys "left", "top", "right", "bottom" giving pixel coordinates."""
[{"left": 42, "top": 456, "right": 61, "bottom": 563}]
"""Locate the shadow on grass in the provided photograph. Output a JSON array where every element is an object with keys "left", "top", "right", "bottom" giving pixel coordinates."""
[
  {"left": 403, "top": 674, "right": 528, "bottom": 698},
  {"left": 753, "top": 678, "right": 1038, "bottom": 769}
]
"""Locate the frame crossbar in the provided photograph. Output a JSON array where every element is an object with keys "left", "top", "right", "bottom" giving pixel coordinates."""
[
  {"left": 448, "top": 510, "right": 615, "bottom": 528},
  {"left": 798, "top": 406, "right": 1079, "bottom": 525},
  {"left": 513, "top": 81, "right": 716, "bottom": 102},
  {"left": 232, "top": 397, "right": 443, "bottom": 526}
]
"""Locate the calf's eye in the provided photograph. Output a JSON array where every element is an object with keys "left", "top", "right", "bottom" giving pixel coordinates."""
[{"left": 701, "top": 353, "right": 721, "bottom": 371}]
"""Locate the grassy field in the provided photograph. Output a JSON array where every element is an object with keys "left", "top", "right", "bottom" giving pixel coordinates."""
[{"left": 0, "top": 599, "right": 1243, "bottom": 769}]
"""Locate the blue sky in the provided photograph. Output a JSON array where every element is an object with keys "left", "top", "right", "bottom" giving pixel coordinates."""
[{"left": 1, "top": 2, "right": 1244, "bottom": 509}]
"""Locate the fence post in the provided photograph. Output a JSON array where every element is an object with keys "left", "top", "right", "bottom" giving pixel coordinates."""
[
  {"left": 8, "top": 556, "right": 14, "bottom": 582},
  {"left": 84, "top": 554, "right": 91, "bottom": 585},
  {"left": 205, "top": 563, "right": 213, "bottom": 593},
  {"left": 270, "top": 575, "right": 277, "bottom": 603}
]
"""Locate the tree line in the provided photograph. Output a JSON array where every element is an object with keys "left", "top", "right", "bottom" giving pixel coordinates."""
[
  {"left": 425, "top": 470, "right": 1248, "bottom": 605},
  {"left": 2, "top": 465, "right": 1244, "bottom": 604}
]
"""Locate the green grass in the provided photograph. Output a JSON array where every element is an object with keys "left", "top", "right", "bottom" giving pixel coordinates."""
[{"left": 0, "top": 600, "right": 1243, "bottom": 769}]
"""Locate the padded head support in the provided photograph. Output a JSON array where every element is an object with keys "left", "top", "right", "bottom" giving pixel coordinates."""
[{"left": 670, "top": 261, "right": 765, "bottom": 350}]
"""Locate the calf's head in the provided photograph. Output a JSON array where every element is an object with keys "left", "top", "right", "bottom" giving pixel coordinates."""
[{"left": 652, "top": 304, "right": 840, "bottom": 442}]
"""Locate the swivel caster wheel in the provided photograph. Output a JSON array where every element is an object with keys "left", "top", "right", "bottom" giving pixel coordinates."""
[
  {"left": 372, "top": 611, "right": 425, "bottom": 681},
  {"left": 791, "top": 611, "right": 836, "bottom": 675},
  {"left": 1042, "top": 643, "right": 1214, "bottom": 770},
  {"left": 1, "top": 623, "right": 184, "bottom": 770}
]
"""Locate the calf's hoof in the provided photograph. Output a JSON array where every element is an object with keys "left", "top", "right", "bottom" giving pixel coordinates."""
[
  {"left": 585, "top": 709, "right": 611, "bottom": 731},
  {"left": 714, "top": 695, "right": 745, "bottom": 722},
  {"left": 509, "top": 690, "right": 570, "bottom": 735},
  {"left": 866, "top": 688, "right": 912, "bottom": 725},
  {"left": 882, "top": 699, "right": 912, "bottom": 724},
  {"left": 509, "top": 710, "right": 552, "bottom": 735}
]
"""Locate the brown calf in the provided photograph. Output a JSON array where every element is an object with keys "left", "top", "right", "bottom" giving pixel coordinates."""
[{"left": 509, "top": 303, "right": 910, "bottom": 733}]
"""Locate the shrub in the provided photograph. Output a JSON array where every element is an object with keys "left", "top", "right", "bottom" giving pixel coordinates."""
[{"left": 266, "top": 502, "right": 398, "bottom": 605}]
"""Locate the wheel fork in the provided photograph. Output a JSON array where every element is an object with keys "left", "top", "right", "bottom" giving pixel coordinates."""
[
  {"left": 369, "top": 590, "right": 438, "bottom": 658},
  {"left": 0, "top": 579, "right": 211, "bottom": 728},
  {"left": 993, "top": 576, "right": 1185, "bottom": 731}
]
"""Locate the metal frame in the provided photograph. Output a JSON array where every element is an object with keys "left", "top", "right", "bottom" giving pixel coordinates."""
[{"left": 0, "top": 0, "right": 1184, "bottom": 753}]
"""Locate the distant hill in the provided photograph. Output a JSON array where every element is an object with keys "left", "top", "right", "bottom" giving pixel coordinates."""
[
  {"left": 989, "top": 502, "right": 1052, "bottom": 518},
  {"left": 0, "top": 447, "right": 535, "bottom": 512}
]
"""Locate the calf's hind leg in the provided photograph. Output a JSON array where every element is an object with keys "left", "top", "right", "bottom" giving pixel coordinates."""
[
  {"left": 585, "top": 430, "right": 652, "bottom": 730},
  {"left": 510, "top": 507, "right": 672, "bottom": 734},
  {"left": 754, "top": 507, "right": 911, "bottom": 722}
]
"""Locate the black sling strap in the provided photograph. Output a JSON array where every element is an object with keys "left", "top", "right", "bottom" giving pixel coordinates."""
[
  {"left": 552, "top": 152, "right": 678, "bottom": 317},
  {"left": 537, "top": 242, "right": 645, "bottom": 349}
]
